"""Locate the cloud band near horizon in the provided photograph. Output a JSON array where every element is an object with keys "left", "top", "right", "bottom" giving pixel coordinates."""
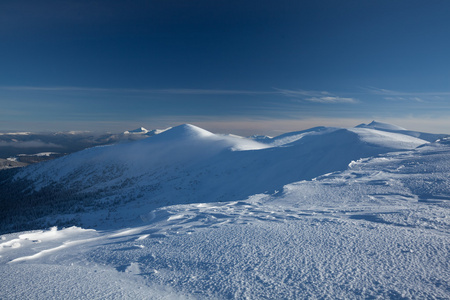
[{"left": 0, "top": 86, "right": 359, "bottom": 103}]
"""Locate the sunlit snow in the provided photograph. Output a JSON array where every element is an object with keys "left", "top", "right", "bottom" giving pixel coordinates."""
[{"left": 1, "top": 122, "right": 449, "bottom": 299}]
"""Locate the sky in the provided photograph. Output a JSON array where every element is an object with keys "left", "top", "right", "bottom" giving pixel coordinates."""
[{"left": 1, "top": 0, "right": 450, "bottom": 136}]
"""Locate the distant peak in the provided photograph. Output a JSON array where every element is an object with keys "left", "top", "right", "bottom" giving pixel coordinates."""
[
  {"left": 156, "top": 124, "right": 214, "bottom": 140},
  {"left": 355, "top": 121, "right": 406, "bottom": 131},
  {"left": 146, "top": 127, "right": 171, "bottom": 136},
  {"left": 123, "top": 127, "right": 149, "bottom": 134},
  {"left": 132, "top": 127, "right": 148, "bottom": 133}
]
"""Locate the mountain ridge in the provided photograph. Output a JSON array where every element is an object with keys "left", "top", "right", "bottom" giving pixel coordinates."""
[
  {"left": 1, "top": 125, "right": 449, "bottom": 299},
  {"left": 355, "top": 120, "right": 447, "bottom": 142},
  {"left": 1, "top": 122, "right": 432, "bottom": 232}
]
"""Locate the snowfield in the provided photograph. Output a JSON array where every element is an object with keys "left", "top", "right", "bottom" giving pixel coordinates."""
[{"left": 1, "top": 122, "right": 449, "bottom": 299}]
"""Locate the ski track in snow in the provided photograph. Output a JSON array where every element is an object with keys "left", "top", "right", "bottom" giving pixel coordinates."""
[{"left": 1, "top": 125, "right": 450, "bottom": 299}]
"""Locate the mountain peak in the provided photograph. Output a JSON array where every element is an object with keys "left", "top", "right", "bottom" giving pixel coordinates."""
[
  {"left": 155, "top": 124, "right": 214, "bottom": 140},
  {"left": 123, "top": 127, "right": 149, "bottom": 134},
  {"left": 356, "top": 120, "right": 406, "bottom": 131}
]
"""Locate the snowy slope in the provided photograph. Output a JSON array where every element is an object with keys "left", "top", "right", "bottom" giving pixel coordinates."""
[
  {"left": 1, "top": 136, "right": 449, "bottom": 299},
  {"left": 9, "top": 123, "right": 430, "bottom": 230},
  {"left": 356, "top": 120, "right": 448, "bottom": 142}
]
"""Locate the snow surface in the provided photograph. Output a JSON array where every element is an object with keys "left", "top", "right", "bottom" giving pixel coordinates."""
[{"left": 2, "top": 123, "right": 450, "bottom": 299}]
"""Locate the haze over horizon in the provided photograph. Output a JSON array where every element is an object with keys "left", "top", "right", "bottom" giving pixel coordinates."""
[{"left": 1, "top": 0, "right": 450, "bottom": 135}]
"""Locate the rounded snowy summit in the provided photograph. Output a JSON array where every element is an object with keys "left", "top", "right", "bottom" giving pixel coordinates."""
[{"left": 152, "top": 124, "right": 214, "bottom": 141}]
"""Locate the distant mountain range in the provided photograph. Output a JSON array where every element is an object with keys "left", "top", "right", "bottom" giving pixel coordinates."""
[
  {"left": 0, "top": 127, "right": 170, "bottom": 169},
  {"left": 1, "top": 121, "right": 447, "bottom": 233}
]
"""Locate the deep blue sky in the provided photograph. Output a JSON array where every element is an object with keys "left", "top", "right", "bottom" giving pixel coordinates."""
[{"left": 1, "top": 0, "right": 450, "bottom": 135}]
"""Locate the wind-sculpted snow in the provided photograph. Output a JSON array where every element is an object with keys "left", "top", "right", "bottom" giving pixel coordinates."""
[
  {"left": 1, "top": 137, "right": 449, "bottom": 299},
  {"left": 0, "top": 227, "right": 196, "bottom": 299}
]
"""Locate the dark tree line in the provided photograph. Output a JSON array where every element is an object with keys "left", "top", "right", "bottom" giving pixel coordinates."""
[{"left": 0, "top": 168, "right": 115, "bottom": 234}]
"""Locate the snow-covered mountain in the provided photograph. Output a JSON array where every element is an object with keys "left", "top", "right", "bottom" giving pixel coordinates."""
[
  {"left": 123, "top": 127, "right": 150, "bottom": 134},
  {"left": 356, "top": 120, "right": 407, "bottom": 131},
  {"left": 356, "top": 120, "right": 445, "bottom": 142},
  {"left": 1, "top": 123, "right": 432, "bottom": 230},
  {"left": 1, "top": 122, "right": 449, "bottom": 299}
]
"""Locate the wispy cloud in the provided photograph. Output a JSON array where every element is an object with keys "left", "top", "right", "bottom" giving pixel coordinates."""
[
  {"left": 0, "top": 86, "right": 277, "bottom": 96},
  {"left": 150, "top": 89, "right": 276, "bottom": 95},
  {"left": 366, "top": 87, "right": 450, "bottom": 102},
  {"left": 0, "top": 86, "right": 359, "bottom": 104},
  {"left": 0, "top": 86, "right": 111, "bottom": 92},
  {"left": 275, "top": 89, "right": 358, "bottom": 104}
]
